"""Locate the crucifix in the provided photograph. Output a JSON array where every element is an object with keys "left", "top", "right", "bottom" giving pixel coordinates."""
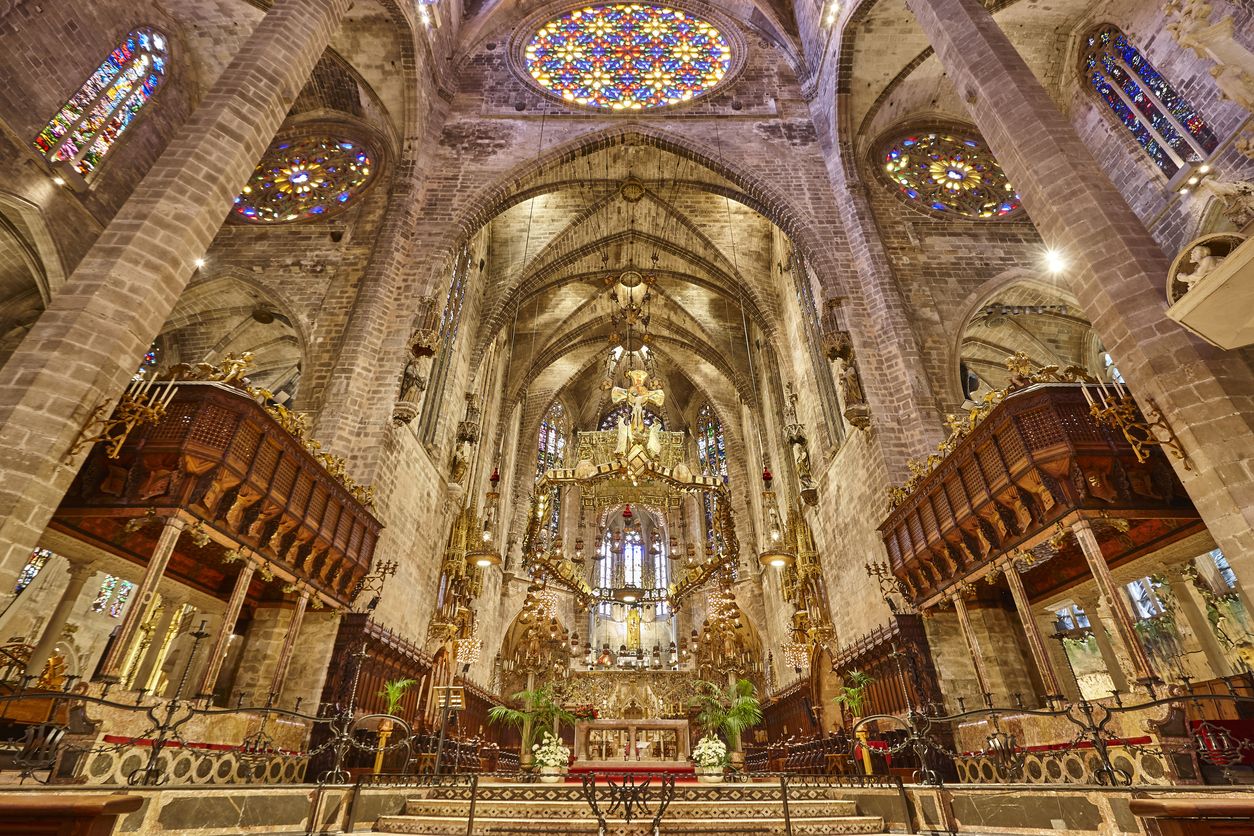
[{"left": 611, "top": 369, "right": 664, "bottom": 436}]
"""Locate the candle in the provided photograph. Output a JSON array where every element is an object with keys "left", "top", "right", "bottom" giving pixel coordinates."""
[{"left": 1082, "top": 386, "right": 1094, "bottom": 407}]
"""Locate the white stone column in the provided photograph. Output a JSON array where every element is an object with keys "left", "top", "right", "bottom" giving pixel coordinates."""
[
  {"left": 1002, "top": 564, "right": 1062, "bottom": 701},
  {"left": 951, "top": 593, "right": 993, "bottom": 701},
  {"left": 1074, "top": 592, "right": 1131, "bottom": 694},
  {"left": 24, "top": 560, "right": 97, "bottom": 677},
  {"left": 1165, "top": 565, "right": 1233, "bottom": 679},
  {"left": 268, "top": 589, "right": 311, "bottom": 705},
  {"left": 1072, "top": 521, "right": 1158, "bottom": 687},
  {"left": 98, "top": 517, "right": 185, "bottom": 681},
  {"left": 198, "top": 563, "right": 255, "bottom": 698}
]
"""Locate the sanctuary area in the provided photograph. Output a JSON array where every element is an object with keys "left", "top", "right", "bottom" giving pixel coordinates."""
[{"left": 0, "top": 0, "right": 1251, "bottom": 833}]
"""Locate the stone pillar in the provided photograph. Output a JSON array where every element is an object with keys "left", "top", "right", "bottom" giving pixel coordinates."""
[
  {"left": 951, "top": 593, "right": 993, "bottom": 701},
  {"left": 1002, "top": 564, "right": 1062, "bottom": 701},
  {"left": 1036, "top": 611, "right": 1083, "bottom": 702},
  {"left": 902, "top": 0, "right": 1254, "bottom": 599},
  {"left": 0, "top": 0, "right": 355, "bottom": 590},
  {"left": 24, "top": 560, "right": 97, "bottom": 677},
  {"left": 198, "top": 563, "right": 255, "bottom": 698},
  {"left": 1165, "top": 565, "right": 1233, "bottom": 679},
  {"left": 268, "top": 590, "right": 310, "bottom": 705},
  {"left": 1074, "top": 592, "right": 1131, "bottom": 693},
  {"left": 132, "top": 597, "right": 183, "bottom": 693},
  {"left": 1072, "top": 521, "right": 1158, "bottom": 687},
  {"left": 313, "top": 180, "right": 424, "bottom": 480},
  {"left": 98, "top": 517, "right": 185, "bottom": 681}
]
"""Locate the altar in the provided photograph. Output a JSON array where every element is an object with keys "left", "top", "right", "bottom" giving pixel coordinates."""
[{"left": 572, "top": 719, "right": 691, "bottom": 769}]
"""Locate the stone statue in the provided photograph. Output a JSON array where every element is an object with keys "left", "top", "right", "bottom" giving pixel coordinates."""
[
  {"left": 1177, "top": 244, "right": 1226, "bottom": 289},
  {"left": 646, "top": 421, "right": 662, "bottom": 459},
  {"left": 614, "top": 416, "right": 630, "bottom": 456},
  {"left": 1166, "top": 1, "right": 1254, "bottom": 104},
  {"left": 839, "top": 359, "right": 866, "bottom": 407},
  {"left": 611, "top": 369, "right": 664, "bottom": 435},
  {"left": 1198, "top": 178, "right": 1254, "bottom": 230}
]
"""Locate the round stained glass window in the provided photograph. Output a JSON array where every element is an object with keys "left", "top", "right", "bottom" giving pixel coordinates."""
[
  {"left": 877, "top": 131, "right": 1021, "bottom": 219},
  {"left": 233, "top": 136, "right": 376, "bottom": 223},
  {"left": 523, "top": 4, "right": 733, "bottom": 110}
]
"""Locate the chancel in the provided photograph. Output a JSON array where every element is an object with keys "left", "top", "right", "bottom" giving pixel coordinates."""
[{"left": 0, "top": 0, "right": 1251, "bottom": 833}]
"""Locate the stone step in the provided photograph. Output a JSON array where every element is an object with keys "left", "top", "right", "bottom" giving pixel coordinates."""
[
  {"left": 375, "top": 813, "right": 886, "bottom": 835},
  {"left": 408, "top": 783, "right": 851, "bottom": 803},
  {"left": 401, "top": 798, "right": 861, "bottom": 818}
]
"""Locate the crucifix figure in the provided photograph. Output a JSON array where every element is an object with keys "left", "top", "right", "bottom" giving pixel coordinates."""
[{"left": 611, "top": 369, "right": 664, "bottom": 436}]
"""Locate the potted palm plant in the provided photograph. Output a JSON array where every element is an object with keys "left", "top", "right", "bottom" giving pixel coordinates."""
[
  {"left": 690, "top": 678, "right": 763, "bottom": 771},
  {"left": 488, "top": 684, "right": 576, "bottom": 769},
  {"left": 834, "top": 670, "right": 875, "bottom": 775},
  {"left": 374, "top": 678, "right": 415, "bottom": 773},
  {"left": 833, "top": 670, "right": 873, "bottom": 725}
]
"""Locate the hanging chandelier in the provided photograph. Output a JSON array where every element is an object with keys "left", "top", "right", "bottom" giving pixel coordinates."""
[{"left": 757, "top": 466, "right": 796, "bottom": 570}]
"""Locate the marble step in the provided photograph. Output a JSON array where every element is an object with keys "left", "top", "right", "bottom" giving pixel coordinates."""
[
  {"left": 375, "top": 813, "right": 886, "bottom": 834},
  {"left": 402, "top": 797, "right": 862, "bottom": 818}
]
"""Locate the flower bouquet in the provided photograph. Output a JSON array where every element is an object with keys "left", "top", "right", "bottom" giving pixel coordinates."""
[
  {"left": 692, "top": 734, "right": 727, "bottom": 783},
  {"left": 533, "top": 731, "right": 570, "bottom": 782}
]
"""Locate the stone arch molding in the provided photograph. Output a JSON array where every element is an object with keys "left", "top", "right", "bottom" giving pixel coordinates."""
[
  {"left": 424, "top": 124, "right": 849, "bottom": 298},
  {"left": 946, "top": 267, "right": 1092, "bottom": 403}
]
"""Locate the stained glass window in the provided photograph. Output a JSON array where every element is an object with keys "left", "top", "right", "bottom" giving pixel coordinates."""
[
  {"left": 1083, "top": 25, "right": 1217, "bottom": 178},
  {"left": 695, "top": 404, "right": 726, "bottom": 480},
  {"left": 233, "top": 136, "right": 376, "bottom": 223},
  {"left": 33, "top": 28, "right": 169, "bottom": 178},
  {"left": 91, "top": 576, "right": 117, "bottom": 612},
  {"left": 600, "top": 403, "right": 663, "bottom": 430},
  {"left": 13, "top": 549, "right": 52, "bottom": 594},
  {"left": 524, "top": 4, "right": 733, "bottom": 110},
  {"left": 878, "top": 131, "right": 1021, "bottom": 218},
  {"left": 537, "top": 402, "right": 568, "bottom": 477},
  {"left": 92, "top": 575, "right": 135, "bottom": 618}
]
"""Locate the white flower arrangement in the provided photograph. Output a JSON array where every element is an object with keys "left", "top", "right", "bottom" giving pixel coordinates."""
[
  {"left": 692, "top": 734, "right": 727, "bottom": 768},
  {"left": 531, "top": 732, "right": 570, "bottom": 769}
]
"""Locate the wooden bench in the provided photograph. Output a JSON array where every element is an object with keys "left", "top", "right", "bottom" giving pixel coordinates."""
[
  {"left": 0, "top": 793, "right": 142, "bottom": 835},
  {"left": 1130, "top": 797, "right": 1254, "bottom": 836}
]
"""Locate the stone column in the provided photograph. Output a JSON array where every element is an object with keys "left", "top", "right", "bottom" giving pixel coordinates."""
[
  {"left": 98, "top": 517, "right": 185, "bottom": 681},
  {"left": 0, "top": 0, "right": 355, "bottom": 590},
  {"left": 1036, "top": 611, "right": 1083, "bottom": 702},
  {"left": 1002, "top": 564, "right": 1062, "bottom": 701},
  {"left": 1074, "top": 592, "right": 1131, "bottom": 694},
  {"left": 951, "top": 593, "right": 993, "bottom": 701},
  {"left": 1165, "top": 565, "right": 1233, "bottom": 679},
  {"left": 198, "top": 563, "right": 256, "bottom": 698},
  {"left": 1072, "top": 521, "right": 1158, "bottom": 687},
  {"left": 268, "top": 590, "right": 311, "bottom": 705},
  {"left": 901, "top": 0, "right": 1254, "bottom": 599},
  {"left": 24, "top": 560, "right": 97, "bottom": 677},
  {"left": 132, "top": 597, "right": 183, "bottom": 693}
]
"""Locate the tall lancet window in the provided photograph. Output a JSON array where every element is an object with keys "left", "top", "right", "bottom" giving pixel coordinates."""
[
  {"left": 695, "top": 403, "right": 727, "bottom": 550},
  {"left": 34, "top": 29, "right": 169, "bottom": 178},
  {"left": 419, "top": 246, "right": 472, "bottom": 439},
  {"left": 537, "top": 401, "right": 568, "bottom": 539},
  {"left": 1083, "top": 24, "right": 1218, "bottom": 177}
]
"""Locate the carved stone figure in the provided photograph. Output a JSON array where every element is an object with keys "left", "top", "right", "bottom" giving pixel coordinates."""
[
  {"left": 1198, "top": 178, "right": 1254, "bottom": 230},
  {"left": 1177, "top": 245, "right": 1226, "bottom": 289},
  {"left": 839, "top": 360, "right": 865, "bottom": 406},
  {"left": 614, "top": 416, "right": 630, "bottom": 456}
]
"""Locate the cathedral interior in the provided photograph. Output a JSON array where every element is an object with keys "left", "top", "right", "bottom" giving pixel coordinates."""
[{"left": 0, "top": 0, "right": 1252, "bottom": 832}]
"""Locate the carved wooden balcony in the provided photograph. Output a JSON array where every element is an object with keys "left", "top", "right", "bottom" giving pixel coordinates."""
[
  {"left": 51, "top": 382, "right": 382, "bottom": 608},
  {"left": 878, "top": 384, "right": 1203, "bottom": 608}
]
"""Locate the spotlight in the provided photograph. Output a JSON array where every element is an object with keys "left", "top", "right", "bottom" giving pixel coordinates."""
[
  {"left": 52, "top": 176, "right": 65, "bottom": 187},
  {"left": 1199, "top": 164, "right": 1211, "bottom": 174},
  {"left": 194, "top": 258, "right": 206, "bottom": 268},
  {"left": 1043, "top": 249, "right": 1066, "bottom": 274}
]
